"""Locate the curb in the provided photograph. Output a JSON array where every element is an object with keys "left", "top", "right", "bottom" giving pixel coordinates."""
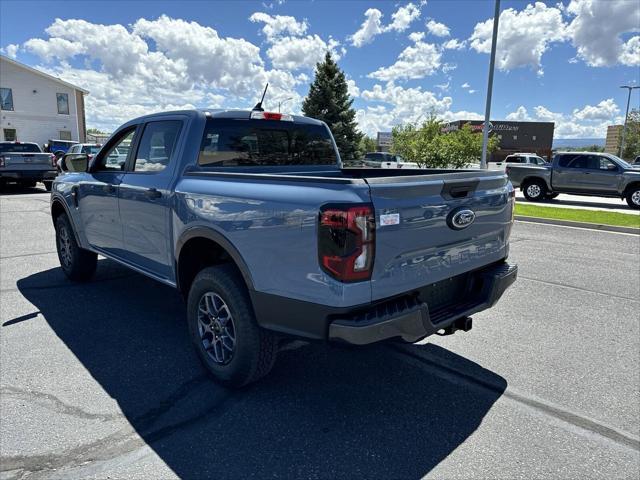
[{"left": 515, "top": 215, "right": 640, "bottom": 235}]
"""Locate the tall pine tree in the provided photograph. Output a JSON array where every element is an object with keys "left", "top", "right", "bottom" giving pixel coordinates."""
[{"left": 302, "top": 52, "right": 363, "bottom": 162}]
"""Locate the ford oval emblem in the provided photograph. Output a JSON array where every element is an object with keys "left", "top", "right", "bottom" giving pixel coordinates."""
[{"left": 448, "top": 208, "right": 476, "bottom": 230}]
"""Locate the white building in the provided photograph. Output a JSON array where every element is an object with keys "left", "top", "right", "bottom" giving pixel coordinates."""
[{"left": 0, "top": 55, "right": 88, "bottom": 147}]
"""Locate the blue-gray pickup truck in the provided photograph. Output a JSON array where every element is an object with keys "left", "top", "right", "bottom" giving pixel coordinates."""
[{"left": 51, "top": 109, "right": 517, "bottom": 386}]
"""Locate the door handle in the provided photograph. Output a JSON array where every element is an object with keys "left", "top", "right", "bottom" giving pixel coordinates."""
[
  {"left": 144, "top": 188, "right": 162, "bottom": 199},
  {"left": 104, "top": 183, "right": 116, "bottom": 193}
]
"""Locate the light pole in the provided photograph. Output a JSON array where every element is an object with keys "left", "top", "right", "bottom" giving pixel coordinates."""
[
  {"left": 619, "top": 85, "right": 639, "bottom": 158},
  {"left": 278, "top": 97, "right": 293, "bottom": 113},
  {"left": 480, "top": 0, "right": 501, "bottom": 169}
]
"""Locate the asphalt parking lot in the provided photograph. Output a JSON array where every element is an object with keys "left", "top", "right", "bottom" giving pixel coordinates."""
[{"left": 1, "top": 187, "right": 639, "bottom": 479}]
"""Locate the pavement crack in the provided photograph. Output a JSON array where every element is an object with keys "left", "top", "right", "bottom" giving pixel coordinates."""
[
  {"left": 0, "top": 386, "right": 122, "bottom": 422},
  {"left": 390, "top": 345, "right": 640, "bottom": 452},
  {"left": 0, "top": 374, "right": 226, "bottom": 479},
  {"left": 519, "top": 275, "right": 639, "bottom": 302}
]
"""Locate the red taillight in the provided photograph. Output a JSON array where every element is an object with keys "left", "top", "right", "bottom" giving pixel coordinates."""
[
  {"left": 50, "top": 154, "right": 57, "bottom": 167},
  {"left": 318, "top": 204, "right": 375, "bottom": 282}
]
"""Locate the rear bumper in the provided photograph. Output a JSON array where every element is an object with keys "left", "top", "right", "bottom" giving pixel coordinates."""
[
  {"left": 251, "top": 261, "right": 517, "bottom": 344},
  {"left": 329, "top": 261, "right": 517, "bottom": 345},
  {"left": 0, "top": 169, "right": 56, "bottom": 181}
]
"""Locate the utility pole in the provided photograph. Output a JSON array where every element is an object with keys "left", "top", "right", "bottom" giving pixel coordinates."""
[
  {"left": 278, "top": 97, "right": 293, "bottom": 113},
  {"left": 480, "top": 0, "right": 501, "bottom": 169},
  {"left": 619, "top": 85, "right": 639, "bottom": 158}
]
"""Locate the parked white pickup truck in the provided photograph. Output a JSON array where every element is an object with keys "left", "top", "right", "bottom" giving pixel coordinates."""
[
  {"left": 0, "top": 141, "right": 56, "bottom": 190},
  {"left": 363, "top": 152, "right": 419, "bottom": 169}
]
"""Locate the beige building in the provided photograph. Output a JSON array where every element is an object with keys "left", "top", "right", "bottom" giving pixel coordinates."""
[
  {"left": 605, "top": 125, "right": 623, "bottom": 154},
  {"left": 0, "top": 55, "right": 88, "bottom": 146}
]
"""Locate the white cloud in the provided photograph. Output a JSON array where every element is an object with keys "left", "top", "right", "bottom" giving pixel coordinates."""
[
  {"left": 408, "top": 31, "right": 425, "bottom": 43},
  {"left": 368, "top": 40, "right": 441, "bottom": 81},
  {"left": 469, "top": 2, "right": 568, "bottom": 73},
  {"left": 506, "top": 106, "right": 531, "bottom": 121},
  {"left": 346, "top": 78, "right": 360, "bottom": 97},
  {"left": 505, "top": 102, "right": 623, "bottom": 138},
  {"left": 435, "top": 81, "right": 450, "bottom": 92},
  {"left": 1, "top": 43, "right": 19, "bottom": 59},
  {"left": 426, "top": 19, "right": 450, "bottom": 37},
  {"left": 350, "top": 3, "right": 422, "bottom": 47},
  {"left": 21, "top": 16, "right": 305, "bottom": 131},
  {"left": 386, "top": 3, "right": 421, "bottom": 32},
  {"left": 572, "top": 98, "right": 620, "bottom": 121},
  {"left": 249, "top": 12, "right": 308, "bottom": 41},
  {"left": 468, "top": 89, "right": 476, "bottom": 94},
  {"left": 442, "top": 38, "right": 466, "bottom": 50},
  {"left": 266, "top": 35, "right": 341, "bottom": 70},
  {"left": 349, "top": 8, "right": 384, "bottom": 47},
  {"left": 619, "top": 36, "right": 640, "bottom": 66},
  {"left": 461, "top": 82, "right": 470, "bottom": 89},
  {"left": 566, "top": 0, "right": 640, "bottom": 67}
]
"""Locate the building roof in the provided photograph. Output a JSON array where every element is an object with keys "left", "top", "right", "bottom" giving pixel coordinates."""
[{"left": 0, "top": 55, "right": 89, "bottom": 94}]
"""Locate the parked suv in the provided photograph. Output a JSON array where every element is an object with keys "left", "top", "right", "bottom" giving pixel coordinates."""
[
  {"left": 51, "top": 109, "right": 517, "bottom": 386},
  {"left": 506, "top": 151, "right": 640, "bottom": 208}
]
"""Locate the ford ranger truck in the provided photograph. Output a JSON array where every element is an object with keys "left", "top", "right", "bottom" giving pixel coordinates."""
[
  {"left": 0, "top": 141, "right": 56, "bottom": 190},
  {"left": 506, "top": 151, "right": 640, "bottom": 209},
  {"left": 50, "top": 109, "right": 517, "bottom": 387}
]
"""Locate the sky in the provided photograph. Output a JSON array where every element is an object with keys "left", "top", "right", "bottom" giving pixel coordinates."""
[{"left": 1, "top": 0, "right": 639, "bottom": 138}]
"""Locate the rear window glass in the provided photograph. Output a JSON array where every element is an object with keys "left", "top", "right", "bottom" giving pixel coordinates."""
[
  {"left": 0, "top": 143, "right": 41, "bottom": 153},
  {"left": 198, "top": 119, "right": 337, "bottom": 167}
]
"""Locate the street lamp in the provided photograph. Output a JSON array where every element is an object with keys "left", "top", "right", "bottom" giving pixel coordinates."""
[
  {"left": 278, "top": 97, "right": 293, "bottom": 113},
  {"left": 619, "top": 85, "right": 639, "bottom": 158},
  {"left": 480, "top": 0, "right": 501, "bottom": 169}
]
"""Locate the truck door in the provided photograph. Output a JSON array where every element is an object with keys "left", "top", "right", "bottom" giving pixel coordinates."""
[
  {"left": 580, "top": 155, "right": 622, "bottom": 194},
  {"left": 77, "top": 127, "right": 137, "bottom": 255},
  {"left": 118, "top": 118, "right": 184, "bottom": 281},
  {"left": 552, "top": 154, "right": 585, "bottom": 191}
]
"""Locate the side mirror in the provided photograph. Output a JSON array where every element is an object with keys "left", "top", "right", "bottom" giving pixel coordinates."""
[{"left": 65, "top": 153, "right": 89, "bottom": 173}]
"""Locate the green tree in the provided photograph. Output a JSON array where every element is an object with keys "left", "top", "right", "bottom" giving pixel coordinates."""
[
  {"left": 621, "top": 108, "right": 640, "bottom": 161},
  {"left": 358, "top": 136, "right": 377, "bottom": 156},
  {"left": 391, "top": 118, "right": 497, "bottom": 168},
  {"left": 87, "top": 127, "right": 107, "bottom": 135},
  {"left": 302, "top": 52, "right": 362, "bottom": 162}
]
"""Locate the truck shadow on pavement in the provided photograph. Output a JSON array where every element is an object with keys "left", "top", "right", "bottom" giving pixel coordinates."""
[{"left": 16, "top": 260, "right": 507, "bottom": 479}]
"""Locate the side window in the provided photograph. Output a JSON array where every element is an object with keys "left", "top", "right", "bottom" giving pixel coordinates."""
[
  {"left": 95, "top": 128, "right": 137, "bottom": 172},
  {"left": 558, "top": 155, "right": 578, "bottom": 168},
  {"left": 132, "top": 121, "right": 182, "bottom": 173},
  {"left": 598, "top": 157, "right": 617, "bottom": 171}
]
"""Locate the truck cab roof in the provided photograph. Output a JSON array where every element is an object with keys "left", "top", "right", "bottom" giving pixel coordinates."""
[{"left": 125, "top": 109, "right": 326, "bottom": 127}]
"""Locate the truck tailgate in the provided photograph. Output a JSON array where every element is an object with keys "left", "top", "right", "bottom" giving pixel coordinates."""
[
  {"left": 3, "top": 153, "right": 53, "bottom": 170},
  {"left": 366, "top": 171, "right": 513, "bottom": 301}
]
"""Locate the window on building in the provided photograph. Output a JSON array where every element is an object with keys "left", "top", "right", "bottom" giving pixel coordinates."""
[
  {"left": 513, "top": 135, "right": 518, "bottom": 140},
  {"left": 56, "top": 93, "right": 69, "bottom": 115},
  {"left": 3, "top": 128, "right": 17, "bottom": 141},
  {"left": 532, "top": 135, "right": 537, "bottom": 141},
  {"left": 0, "top": 88, "right": 14, "bottom": 111},
  {"left": 59, "top": 131, "right": 72, "bottom": 141}
]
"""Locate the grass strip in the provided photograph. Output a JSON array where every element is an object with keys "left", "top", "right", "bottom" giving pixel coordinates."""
[{"left": 515, "top": 203, "right": 640, "bottom": 229}]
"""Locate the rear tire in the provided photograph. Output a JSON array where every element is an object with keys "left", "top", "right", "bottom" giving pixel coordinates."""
[
  {"left": 626, "top": 186, "right": 640, "bottom": 209},
  {"left": 545, "top": 192, "right": 558, "bottom": 200},
  {"left": 522, "top": 180, "right": 547, "bottom": 202},
  {"left": 187, "top": 265, "right": 278, "bottom": 388},
  {"left": 55, "top": 214, "right": 97, "bottom": 281}
]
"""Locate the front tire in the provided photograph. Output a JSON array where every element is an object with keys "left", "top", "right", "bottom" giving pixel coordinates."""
[
  {"left": 187, "top": 265, "right": 278, "bottom": 388},
  {"left": 523, "top": 180, "right": 547, "bottom": 202},
  {"left": 55, "top": 214, "right": 97, "bottom": 281},
  {"left": 626, "top": 187, "right": 640, "bottom": 209}
]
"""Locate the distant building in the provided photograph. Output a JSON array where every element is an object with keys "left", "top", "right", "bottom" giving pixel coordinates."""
[
  {"left": 604, "top": 125, "right": 623, "bottom": 154},
  {"left": 442, "top": 120, "right": 555, "bottom": 162},
  {"left": 376, "top": 131, "right": 392, "bottom": 152},
  {"left": 0, "top": 55, "right": 88, "bottom": 146}
]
